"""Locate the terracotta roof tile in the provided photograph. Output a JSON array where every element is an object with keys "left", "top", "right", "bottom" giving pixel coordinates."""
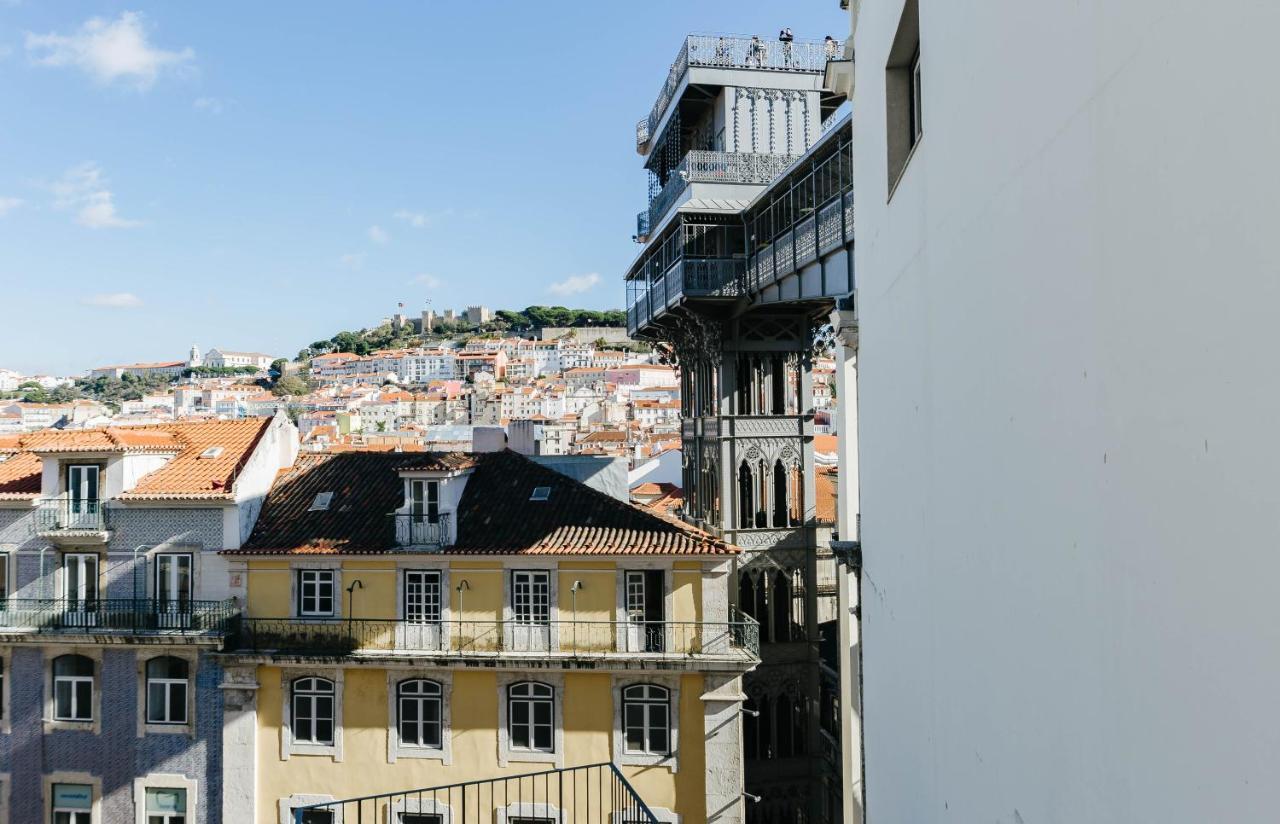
[
  {"left": 0, "top": 451, "right": 42, "bottom": 499},
  {"left": 225, "top": 450, "right": 732, "bottom": 556},
  {"left": 0, "top": 418, "right": 274, "bottom": 501}
]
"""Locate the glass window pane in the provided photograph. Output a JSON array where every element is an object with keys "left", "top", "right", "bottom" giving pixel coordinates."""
[
  {"left": 169, "top": 683, "right": 188, "bottom": 723},
  {"left": 56, "top": 682, "right": 72, "bottom": 718},
  {"left": 316, "top": 718, "right": 333, "bottom": 744},
  {"left": 533, "top": 701, "right": 551, "bottom": 725},
  {"left": 148, "top": 682, "right": 167, "bottom": 722},
  {"left": 75, "top": 680, "right": 92, "bottom": 719},
  {"left": 511, "top": 722, "right": 529, "bottom": 749},
  {"left": 533, "top": 723, "right": 552, "bottom": 751}
]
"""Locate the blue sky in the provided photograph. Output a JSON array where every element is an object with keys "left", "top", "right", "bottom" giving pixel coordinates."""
[{"left": 0, "top": 2, "right": 843, "bottom": 375}]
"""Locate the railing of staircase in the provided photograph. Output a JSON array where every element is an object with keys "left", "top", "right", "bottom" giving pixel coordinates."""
[{"left": 292, "top": 762, "right": 660, "bottom": 824}]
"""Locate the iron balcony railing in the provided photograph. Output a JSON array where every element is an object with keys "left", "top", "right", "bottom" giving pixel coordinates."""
[
  {"left": 635, "top": 210, "right": 651, "bottom": 242},
  {"left": 35, "top": 497, "right": 108, "bottom": 532},
  {"left": 294, "top": 763, "right": 658, "bottom": 824},
  {"left": 639, "top": 34, "right": 843, "bottom": 149},
  {"left": 390, "top": 512, "right": 453, "bottom": 548},
  {"left": 230, "top": 611, "right": 760, "bottom": 660},
  {"left": 0, "top": 598, "right": 239, "bottom": 634},
  {"left": 648, "top": 151, "right": 798, "bottom": 230}
]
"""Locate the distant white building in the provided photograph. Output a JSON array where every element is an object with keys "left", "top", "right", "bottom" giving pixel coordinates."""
[{"left": 204, "top": 349, "right": 275, "bottom": 370}]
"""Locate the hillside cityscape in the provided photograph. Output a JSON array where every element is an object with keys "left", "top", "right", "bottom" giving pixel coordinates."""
[{"left": 1, "top": 0, "right": 1266, "bottom": 823}]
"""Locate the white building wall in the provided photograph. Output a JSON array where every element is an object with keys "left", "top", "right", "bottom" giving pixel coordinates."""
[{"left": 852, "top": 2, "right": 1280, "bottom": 822}]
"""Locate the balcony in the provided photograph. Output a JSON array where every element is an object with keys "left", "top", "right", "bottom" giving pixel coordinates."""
[
  {"left": 647, "top": 150, "right": 797, "bottom": 231},
  {"left": 294, "top": 763, "right": 657, "bottom": 824},
  {"left": 34, "top": 498, "right": 111, "bottom": 544},
  {"left": 638, "top": 34, "right": 843, "bottom": 151},
  {"left": 626, "top": 256, "right": 744, "bottom": 337},
  {"left": 635, "top": 209, "right": 651, "bottom": 243},
  {"left": 391, "top": 512, "right": 453, "bottom": 549},
  {"left": 228, "top": 612, "right": 760, "bottom": 666},
  {"left": 0, "top": 598, "right": 239, "bottom": 639}
]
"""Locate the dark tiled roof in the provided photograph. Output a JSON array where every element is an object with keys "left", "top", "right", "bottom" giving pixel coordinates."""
[{"left": 226, "top": 450, "right": 733, "bottom": 556}]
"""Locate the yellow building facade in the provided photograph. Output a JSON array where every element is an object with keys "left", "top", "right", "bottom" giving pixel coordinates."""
[{"left": 216, "top": 451, "right": 758, "bottom": 824}]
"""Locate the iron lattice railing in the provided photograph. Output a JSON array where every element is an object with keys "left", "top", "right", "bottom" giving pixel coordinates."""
[
  {"left": 648, "top": 151, "right": 798, "bottom": 230},
  {"left": 294, "top": 763, "right": 658, "bottom": 824},
  {"left": 0, "top": 598, "right": 239, "bottom": 634},
  {"left": 389, "top": 512, "right": 454, "bottom": 547},
  {"left": 639, "top": 34, "right": 842, "bottom": 148},
  {"left": 230, "top": 612, "right": 760, "bottom": 659},
  {"left": 35, "top": 497, "right": 108, "bottom": 532}
]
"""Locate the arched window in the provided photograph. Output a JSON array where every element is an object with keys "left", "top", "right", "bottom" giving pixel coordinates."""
[
  {"left": 621, "top": 684, "right": 670, "bottom": 755},
  {"left": 738, "top": 460, "right": 754, "bottom": 529},
  {"left": 397, "top": 679, "right": 442, "bottom": 749},
  {"left": 772, "top": 460, "right": 788, "bottom": 527},
  {"left": 145, "top": 656, "right": 189, "bottom": 725},
  {"left": 291, "top": 677, "right": 335, "bottom": 745},
  {"left": 52, "top": 654, "right": 94, "bottom": 721},
  {"left": 507, "top": 681, "right": 554, "bottom": 752},
  {"left": 772, "top": 571, "right": 792, "bottom": 642}
]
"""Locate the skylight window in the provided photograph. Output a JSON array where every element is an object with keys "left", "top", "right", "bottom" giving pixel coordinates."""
[
  {"left": 530, "top": 486, "right": 552, "bottom": 502},
  {"left": 309, "top": 492, "right": 334, "bottom": 511},
  {"left": 200, "top": 446, "right": 224, "bottom": 459}
]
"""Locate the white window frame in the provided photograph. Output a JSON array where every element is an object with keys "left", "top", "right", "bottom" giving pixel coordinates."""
[
  {"left": 621, "top": 684, "right": 671, "bottom": 755},
  {"left": 153, "top": 553, "right": 194, "bottom": 607},
  {"left": 613, "top": 676, "right": 680, "bottom": 770},
  {"left": 132, "top": 773, "right": 197, "bottom": 824},
  {"left": 495, "top": 804, "right": 560, "bottom": 824},
  {"left": 61, "top": 553, "right": 99, "bottom": 606},
  {"left": 389, "top": 798, "right": 452, "bottom": 824},
  {"left": 397, "top": 679, "right": 443, "bottom": 749},
  {"left": 497, "top": 672, "right": 563, "bottom": 767},
  {"left": 277, "top": 794, "right": 341, "bottom": 824},
  {"left": 51, "top": 654, "right": 95, "bottom": 723},
  {"left": 281, "top": 669, "right": 343, "bottom": 760},
  {"left": 141, "top": 654, "right": 193, "bottom": 733},
  {"left": 403, "top": 570, "right": 442, "bottom": 624},
  {"left": 291, "top": 676, "right": 336, "bottom": 746},
  {"left": 44, "top": 773, "right": 101, "bottom": 824},
  {"left": 296, "top": 569, "right": 337, "bottom": 618},
  {"left": 386, "top": 669, "right": 453, "bottom": 764},
  {"left": 0, "top": 549, "right": 10, "bottom": 600}
]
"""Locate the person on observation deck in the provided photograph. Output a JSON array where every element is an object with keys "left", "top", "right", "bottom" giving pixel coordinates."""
[
  {"left": 779, "top": 27, "right": 794, "bottom": 65},
  {"left": 748, "top": 35, "right": 766, "bottom": 67},
  {"left": 824, "top": 35, "right": 839, "bottom": 60}
]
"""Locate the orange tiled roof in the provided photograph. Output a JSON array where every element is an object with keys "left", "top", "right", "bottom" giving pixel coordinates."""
[{"left": 0, "top": 418, "right": 274, "bottom": 501}]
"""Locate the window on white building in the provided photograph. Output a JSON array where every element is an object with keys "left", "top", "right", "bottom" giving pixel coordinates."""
[{"left": 885, "top": 0, "right": 922, "bottom": 193}]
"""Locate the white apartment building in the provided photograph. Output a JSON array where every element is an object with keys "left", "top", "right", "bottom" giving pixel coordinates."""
[
  {"left": 204, "top": 349, "right": 275, "bottom": 370},
  {"left": 840, "top": 1, "right": 1280, "bottom": 822}
]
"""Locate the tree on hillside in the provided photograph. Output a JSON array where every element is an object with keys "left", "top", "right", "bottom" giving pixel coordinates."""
[{"left": 273, "top": 375, "right": 309, "bottom": 397}]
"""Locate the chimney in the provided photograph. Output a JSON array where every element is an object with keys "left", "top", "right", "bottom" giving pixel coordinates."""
[{"left": 472, "top": 426, "right": 508, "bottom": 453}]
